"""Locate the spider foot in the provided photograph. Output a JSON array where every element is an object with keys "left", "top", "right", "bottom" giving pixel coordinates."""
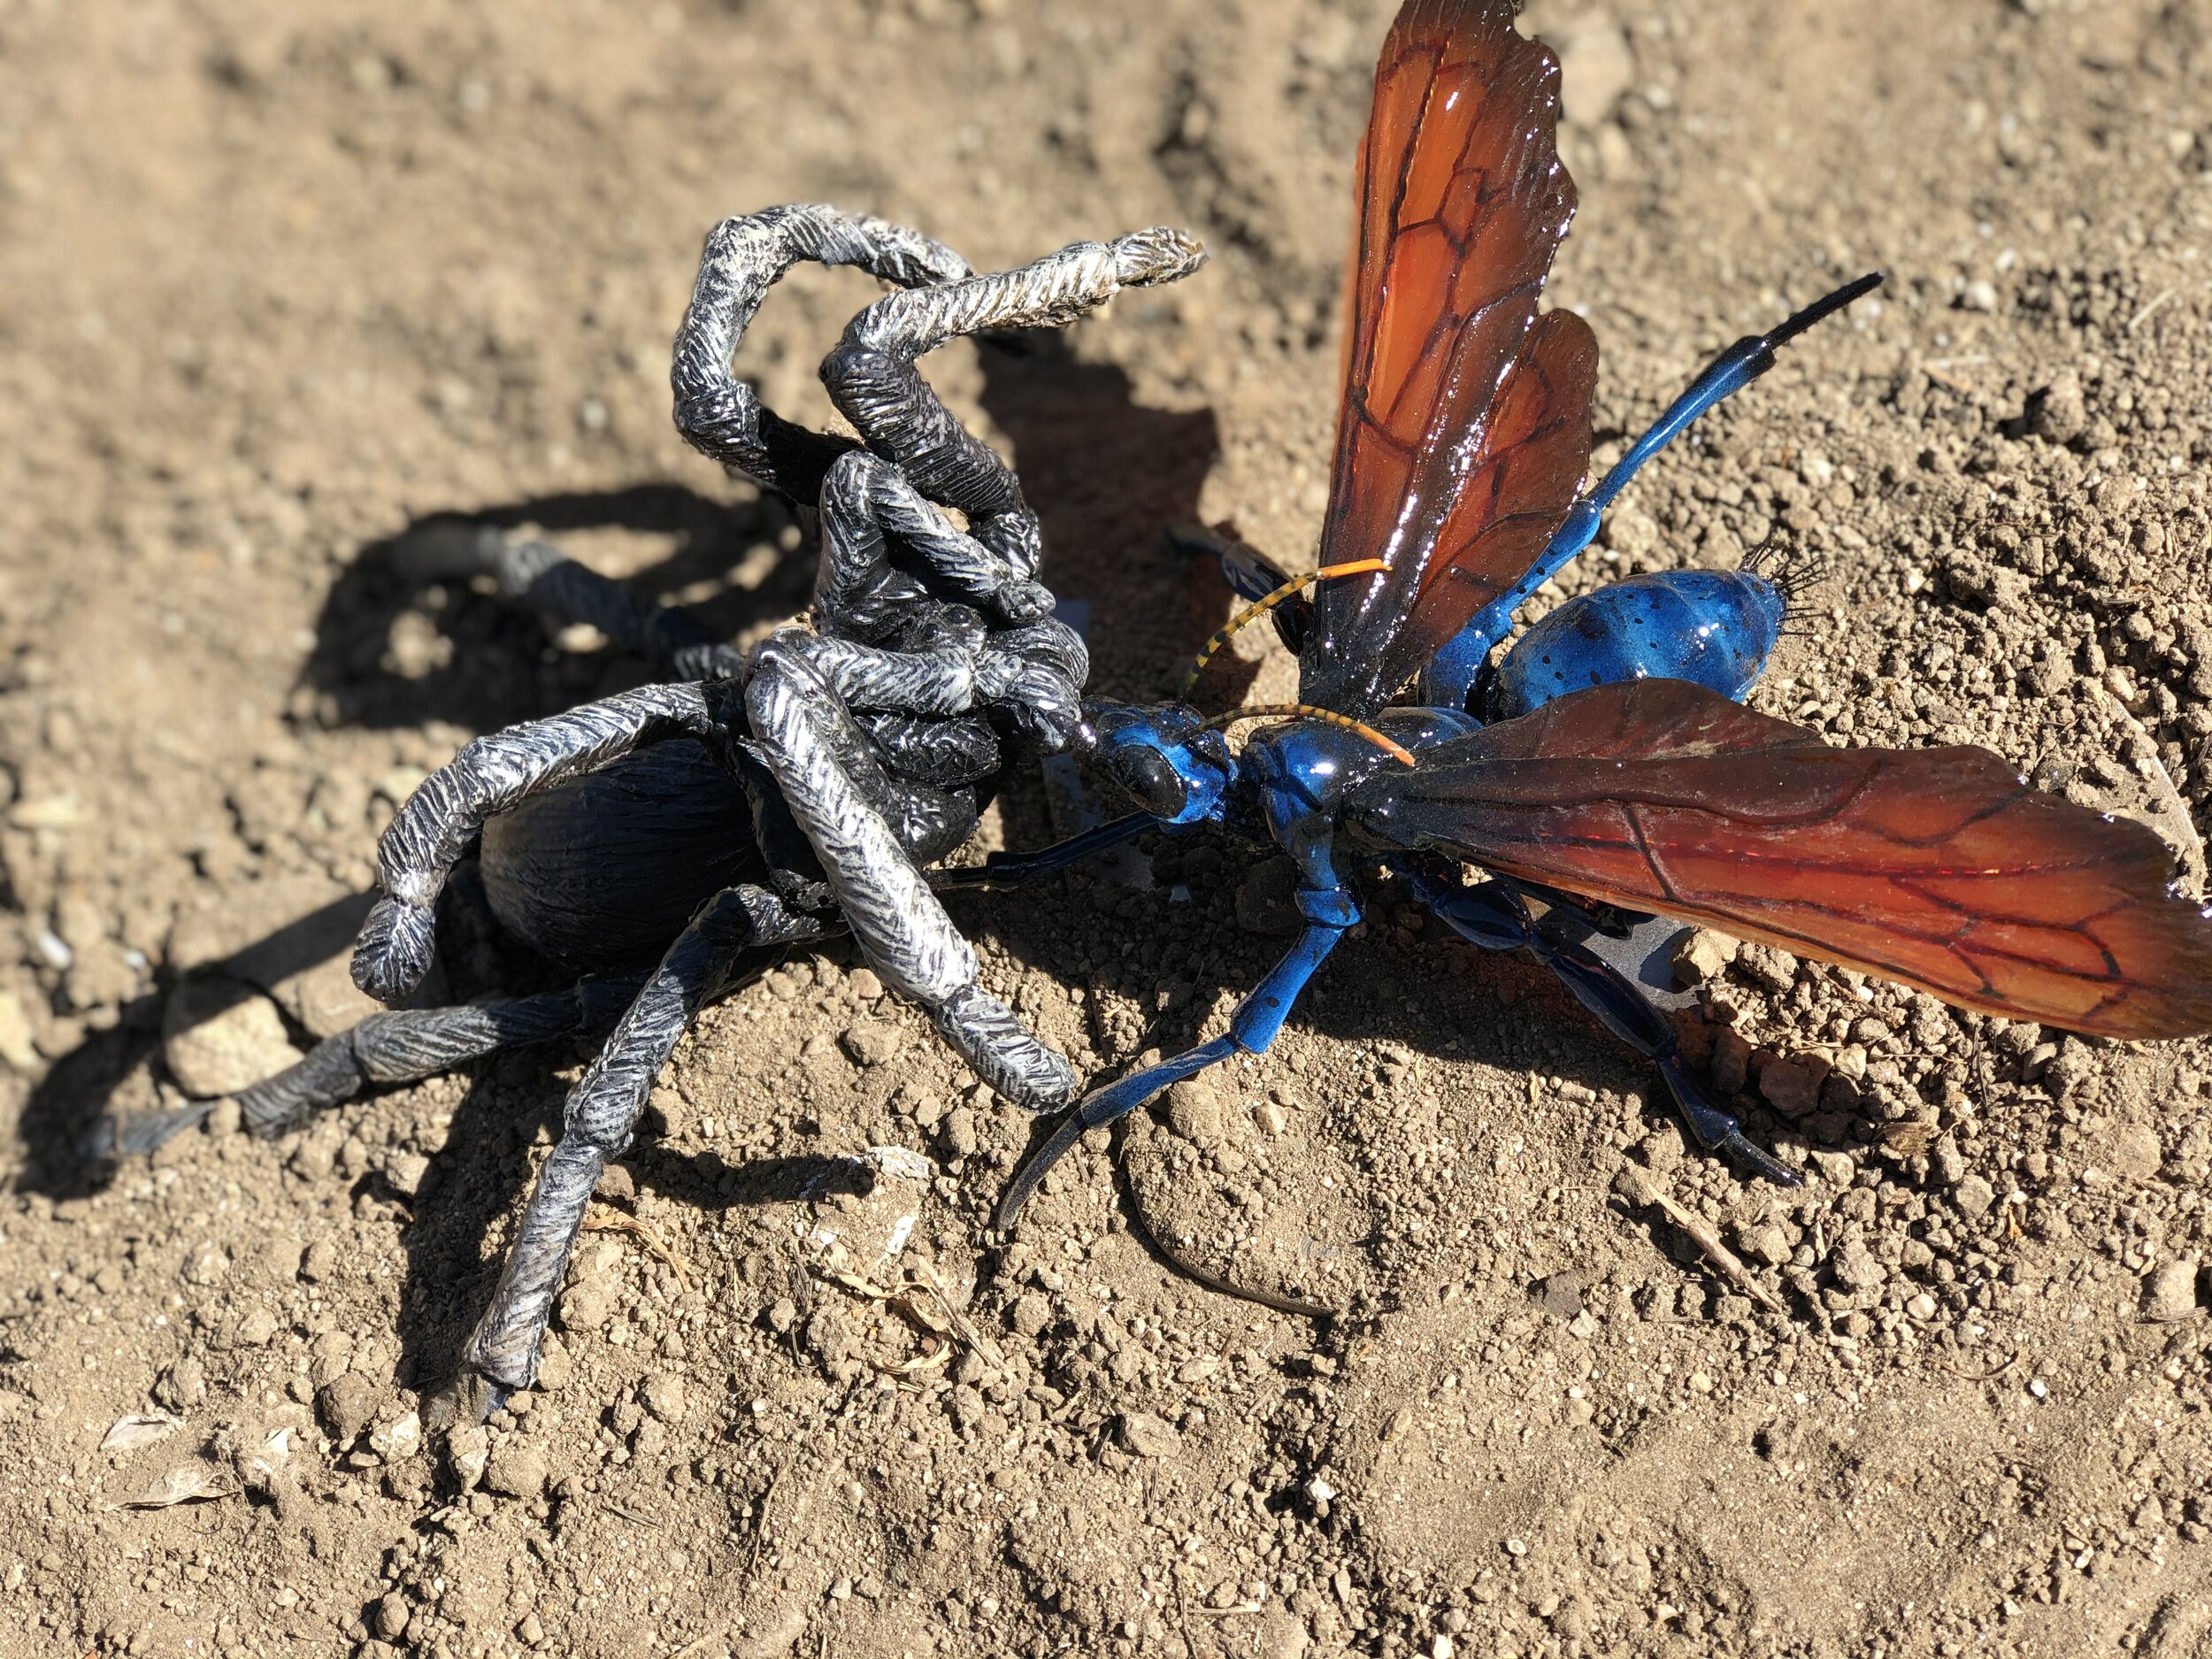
[
  {"left": 422, "top": 1371, "right": 509, "bottom": 1432},
  {"left": 1109, "top": 226, "right": 1208, "bottom": 288},
  {"left": 933, "top": 984, "right": 1078, "bottom": 1111},
  {"left": 352, "top": 895, "right": 437, "bottom": 1003}
]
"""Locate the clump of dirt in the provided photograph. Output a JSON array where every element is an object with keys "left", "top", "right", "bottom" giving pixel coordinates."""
[{"left": 3, "top": 2, "right": 2210, "bottom": 1656}]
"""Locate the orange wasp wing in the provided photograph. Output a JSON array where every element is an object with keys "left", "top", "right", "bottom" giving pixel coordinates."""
[
  {"left": 1350, "top": 679, "right": 2212, "bottom": 1041},
  {"left": 1302, "top": 0, "right": 1595, "bottom": 718}
]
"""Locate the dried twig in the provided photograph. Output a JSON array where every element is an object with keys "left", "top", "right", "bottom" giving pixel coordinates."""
[
  {"left": 1932, "top": 1349, "right": 2019, "bottom": 1383},
  {"left": 1172, "top": 1564, "right": 1200, "bottom": 1659},
  {"left": 910, "top": 1257, "right": 1005, "bottom": 1372},
  {"left": 581, "top": 1206, "right": 693, "bottom": 1294},
  {"left": 746, "top": 1467, "right": 783, "bottom": 1578},
  {"left": 603, "top": 1500, "right": 663, "bottom": 1529},
  {"left": 1613, "top": 1166, "right": 1790, "bottom": 1317}
]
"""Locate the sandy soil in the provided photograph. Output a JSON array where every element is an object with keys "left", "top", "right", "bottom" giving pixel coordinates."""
[{"left": 4, "top": 1, "right": 2211, "bottom": 1655}]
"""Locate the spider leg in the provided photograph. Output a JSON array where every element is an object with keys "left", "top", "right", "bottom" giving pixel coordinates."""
[
  {"left": 744, "top": 636, "right": 1078, "bottom": 1110},
  {"left": 390, "top": 521, "right": 745, "bottom": 681},
  {"left": 671, "top": 204, "right": 972, "bottom": 503},
  {"left": 1406, "top": 867, "right": 1800, "bottom": 1187},
  {"left": 822, "top": 227, "right": 1206, "bottom": 580},
  {"left": 354, "top": 682, "right": 743, "bottom": 1004},
  {"left": 81, "top": 977, "right": 652, "bottom": 1159},
  {"left": 813, "top": 448, "right": 1057, "bottom": 641},
  {"left": 457, "top": 884, "right": 825, "bottom": 1409}
]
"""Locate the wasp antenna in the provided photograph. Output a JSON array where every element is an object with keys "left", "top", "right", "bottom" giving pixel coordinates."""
[
  {"left": 1182, "top": 561, "right": 1388, "bottom": 697},
  {"left": 1200, "top": 703, "right": 1417, "bottom": 766}
]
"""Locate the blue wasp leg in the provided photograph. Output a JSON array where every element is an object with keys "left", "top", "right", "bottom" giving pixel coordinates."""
[
  {"left": 993, "top": 886, "right": 1357, "bottom": 1228},
  {"left": 930, "top": 812, "right": 1156, "bottom": 892},
  {"left": 1407, "top": 868, "right": 1800, "bottom": 1188},
  {"left": 1419, "top": 271, "right": 1883, "bottom": 710}
]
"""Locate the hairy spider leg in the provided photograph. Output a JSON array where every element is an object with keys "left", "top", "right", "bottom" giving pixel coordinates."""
[
  {"left": 353, "top": 681, "right": 745, "bottom": 1004},
  {"left": 744, "top": 638, "right": 1080, "bottom": 1110},
  {"left": 672, "top": 205, "right": 973, "bottom": 505},
  {"left": 1403, "top": 865, "right": 1800, "bottom": 1187},
  {"left": 1418, "top": 271, "right": 1884, "bottom": 710},
  {"left": 994, "top": 885, "right": 1359, "bottom": 1230},
  {"left": 820, "top": 227, "right": 1207, "bottom": 581},
  {"left": 457, "top": 885, "right": 826, "bottom": 1411}
]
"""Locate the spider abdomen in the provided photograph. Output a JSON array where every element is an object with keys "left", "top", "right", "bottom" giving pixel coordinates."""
[{"left": 479, "top": 741, "right": 761, "bottom": 972}]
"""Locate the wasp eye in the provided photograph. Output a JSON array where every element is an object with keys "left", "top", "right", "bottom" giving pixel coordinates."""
[{"left": 1108, "top": 745, "right": 1188, "bottom": 818}]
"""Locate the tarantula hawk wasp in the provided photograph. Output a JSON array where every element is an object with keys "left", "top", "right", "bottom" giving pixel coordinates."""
[{"left": 981, "top": 0, "right": 2212, "bottom": 1226}]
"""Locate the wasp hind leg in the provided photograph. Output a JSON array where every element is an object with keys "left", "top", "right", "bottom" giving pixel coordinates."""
[{"left": 1409, "top": 868, "right": 1800, "bottom": 1188}]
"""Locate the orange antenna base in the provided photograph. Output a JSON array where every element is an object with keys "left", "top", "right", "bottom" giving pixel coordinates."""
[{"left": 1200, "top": 703, "right": 1417, "bottom": 767}]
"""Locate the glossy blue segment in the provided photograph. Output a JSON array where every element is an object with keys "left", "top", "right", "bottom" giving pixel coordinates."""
[
  {"left": 1232, "top": 914, "right": 1353, "bottom": 1052},
  {"left": 1407, "top": 869, "right": 1800, "bottom": 1187},
  {"left": 1240, "top": 706, "right": 1478, "bottom": 891},
  {"left": 1083, "top": 702, "right": 1238, "bottom": 826},
  {"left": 1076, "top": 1033, "right": 1240, "bottom": 1130},
  {"left": 1059, "top": 903, "right": 1355, "bottom": 1137},
  {"left": 1419, "top": 498, "right": 1600, "bottom": 710},
  {"left": 1490, "top": 568, "right": 1786, "bottom": 718}
]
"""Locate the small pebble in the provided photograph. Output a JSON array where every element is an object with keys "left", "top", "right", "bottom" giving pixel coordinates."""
[
  {"left": 162, "top": 977, "right": 301, "bottom": 1098},
  {"left": 641, "top": 1372, "right": 687, "bottom": 1423},
  {"left": 373, "top": 1593, "right": 410, "bottom": 1640},
  {"left": 1118, "top": 1411, "right": 1180, "bottom": 1458},
  {"left": 2143, "top": 1259, "right": 2200, "bottom": 1324},
  {"left": 485, "top": 1441, "right": 549, "bottom": 1501}
]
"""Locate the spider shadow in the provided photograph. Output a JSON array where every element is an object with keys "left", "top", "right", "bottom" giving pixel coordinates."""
[
  {"left": 11, "top": 481, "right": 790, "bottom": 1189},
  {"left": 298, "top": 481, "right": 809, "bottom": 737}
]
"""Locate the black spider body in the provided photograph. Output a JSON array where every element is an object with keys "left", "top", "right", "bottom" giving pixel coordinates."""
[{"left": 477, "top": 741, "right": 760, "bottom": 974}]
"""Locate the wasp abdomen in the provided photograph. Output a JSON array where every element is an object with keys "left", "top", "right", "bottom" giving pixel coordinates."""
[{"left": 1489, "top": 568, "right": 1788, "bottom": 719}]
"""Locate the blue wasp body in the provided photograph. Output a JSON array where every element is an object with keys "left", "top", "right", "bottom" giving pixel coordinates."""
[{"left": 978, "top": 272, "right": 1884, "bottom": 1223}]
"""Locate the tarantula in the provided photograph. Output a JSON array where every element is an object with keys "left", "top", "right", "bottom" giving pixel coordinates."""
[{"left": 101, "top": 206, "right": 1205, "bottom": 1416}]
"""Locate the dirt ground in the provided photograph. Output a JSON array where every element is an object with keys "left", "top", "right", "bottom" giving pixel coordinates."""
[{"left": 4, "top": 0, "right": 2211, "bottom": 1655}]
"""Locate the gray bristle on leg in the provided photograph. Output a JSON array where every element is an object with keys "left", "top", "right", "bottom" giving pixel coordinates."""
[
  {"left": 671, "top": 205, "right": 972, "bottom": 501},
  {"left": 460, "top": 886, "right": 822, "bottom": 1396},
  {"left": 351, "top": 895, "right": 439, "bottom": 1004},
  {"left": 933, "top": 982, "right": 1078, "bottom": 1111},
  {"left": 237, "top": 1037, "right": 368, "bottom": 1136},
  {"left": 354, "top": 682, "right": 734, "bottom": 1003}
]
